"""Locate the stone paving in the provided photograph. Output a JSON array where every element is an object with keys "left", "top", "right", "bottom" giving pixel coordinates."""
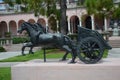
[
  {"left": 12, "top": 58, "right": 120, "bottom": 80},
  {"left": 108, "top": 48, "right": 120, "bottom": 58},
  {"left": 0, "top": 51, "right": 28, "bottom": 60}
]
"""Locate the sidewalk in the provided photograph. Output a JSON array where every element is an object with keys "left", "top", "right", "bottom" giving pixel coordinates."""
[
  {"left": 108, "top": 48, "right": 120, "bottom": 58},
  {"left": 0, "top": 43, "right": 40, "bottom": 60},
  {"left": 0, "top": 51, "right": 28, "bottom": 60}
]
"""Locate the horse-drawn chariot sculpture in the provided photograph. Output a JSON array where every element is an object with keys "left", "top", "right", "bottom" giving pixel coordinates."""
[{"left": 18, "top": 22, "right": 112, "bottom": 64}]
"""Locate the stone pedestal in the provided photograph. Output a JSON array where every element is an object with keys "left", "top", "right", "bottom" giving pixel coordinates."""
[
  {"left": 113, "top": 27, "right": 119, "bottom": 36},
  {"left": 12, "top": 58, "right": 120, "bottom": 80}
]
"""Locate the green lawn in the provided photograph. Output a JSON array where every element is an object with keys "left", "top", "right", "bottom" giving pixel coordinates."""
[
  {"left": 0, "top": 49, "right": 108, "bottom": 62},
  {"left": 0, "top": 49, "right": 71, "bottom": 62},
  {"left": 0, "top": 67, "right": 11, "bottom": 80}
]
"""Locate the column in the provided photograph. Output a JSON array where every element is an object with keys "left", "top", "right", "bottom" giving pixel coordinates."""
[
  {"left": 6, "top": 22, "right": 10, "bottom": 32},
  {"left": 67, "top": 17, "right": 71, "bottom": 34},
  {"left": 45, "top": 17, "right": 48, "bottom": 32},
  {"left": 104, "top": 17, "right": 107, "bottom": 31},
  {"left": 17, "top": 21, "right": 19, "bottom": 35},
  {"left": 79, "top": 16, "right": 82, "bottom": 27},
  {"left": 91, "top": 15, "right": 95, "bottom": 30},
  {"left": 56, "top": 20, "right": 59, "bottom": 33}
]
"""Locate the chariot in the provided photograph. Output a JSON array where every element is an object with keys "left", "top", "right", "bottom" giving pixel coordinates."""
[{"left": 18, "top": 22, "right": 112, "bottom": 64}]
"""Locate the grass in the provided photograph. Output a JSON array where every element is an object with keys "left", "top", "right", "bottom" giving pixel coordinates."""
[
  {"left": 103, "top": 49, "right": 109, "bottom": 58},
  {"left": 0, "top": 49, "right": 108, "bottom": 62},
  {"left": 0, "top": 49, "right": 71, "bottom": 62},
  {"left": 0, "top": 67, "right": 11, "bottom": 80}
]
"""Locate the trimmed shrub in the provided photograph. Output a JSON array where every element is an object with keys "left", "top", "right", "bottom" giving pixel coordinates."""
[
  {"left": 12, "top": 37, "right": 30, "bottom": 44},
  {"left": 0, "top": 46, "right": 6, "bottom": 52}
]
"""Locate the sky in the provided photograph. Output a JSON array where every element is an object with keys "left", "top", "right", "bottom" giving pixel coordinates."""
[
  {"left": 0, "top": 0, "right": 5, "bottom": 10},
  {"left": 0, "top": 0, "right": 3, "bottom": 3}
]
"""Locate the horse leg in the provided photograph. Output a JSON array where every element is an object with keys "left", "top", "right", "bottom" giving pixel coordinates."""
[
  {"left": 61, "top": 45, "right": 76, "bottom": 63},
  {"left": 29, "top": 46, "right": 34, "bottom": 54},
  {"left": 61, "top": 51, "right": 69, "bottom": 61},
  {"left": 63, "top": 36, "right": 77, "bottom": 63},
  {"left": 21, "top": 46, "right": 26, "bottom": 56},
  {"left": 69, "top": 51, "right": 77, "bottom": 63}
]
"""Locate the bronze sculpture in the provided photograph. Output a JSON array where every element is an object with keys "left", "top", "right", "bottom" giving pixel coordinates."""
[
  {"left": 21, "top": 22, "right": 69, "bottom": 62},
  {"left": 21, "top": 22, "right": 46, "bottom": 55},
  {"left": 18, "top": 22, "right": 112, "bottom": 64}
]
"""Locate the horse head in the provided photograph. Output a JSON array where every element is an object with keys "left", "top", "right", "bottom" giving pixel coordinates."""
[{"left": 18, "top": 22, "right": 29, "bottom": 34}]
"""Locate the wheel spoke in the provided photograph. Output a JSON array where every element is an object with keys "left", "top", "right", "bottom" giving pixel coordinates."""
[
  {"left": 78, "top": 37, "right": 103, "bottom": 64},
  {"left": 87, "top": 42, "right": 91, "bottom": 47},
  {"left": 81, "top": 44, "right": 87, "bottom": 49},
  {"left": 86, "top": 52, "right": 92, "bottom": 58},
  {"left": 81, "top": 49, "right": 88, "bottom": 53},
  {"left": 91, "top": 42, "right": 97, "bottom": 48},
  {"left": 93, "top": 48, "right": 100, "bottom": 51}
]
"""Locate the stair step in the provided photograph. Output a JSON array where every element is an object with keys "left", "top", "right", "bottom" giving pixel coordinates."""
[{"left": 108, "top": 39, "right": 120, "bottom": 48}]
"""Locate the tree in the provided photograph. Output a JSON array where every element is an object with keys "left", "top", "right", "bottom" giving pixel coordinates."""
[
  {"left": 3, "top": 0, "right": 58, "bottom": 17},
  {"left": 84, "top": 0, "right": 114, "bottom": 18},
  {"left": 96, "top": 0, "right": 114, "bottom": 18},
  {"left": 4, "top": 0, "right": 68, "bottom": 34},
  {"left": 59, "top": 0, "right": 67, "bottom": 34},
  {"left": 84, "top": 0, "right": 114, "bottom": 31},
  {"left": 112, "top": 3, "right": 120, "bottom": 19},
  {"left": 84, "top": 0, "right": 97, "bottom": 15}
]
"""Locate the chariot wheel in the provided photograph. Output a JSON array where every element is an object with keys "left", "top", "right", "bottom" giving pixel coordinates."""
[{"left": 77, "top": 37, "right": 104, "bottom": 64}]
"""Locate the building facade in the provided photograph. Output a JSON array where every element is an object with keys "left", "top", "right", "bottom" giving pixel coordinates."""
[{"left": 0, "top": 0, "right": 120, "bottom": 37}]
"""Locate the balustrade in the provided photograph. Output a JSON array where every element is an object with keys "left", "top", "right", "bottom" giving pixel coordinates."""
[{"left": 0, "top": 38, "right": 13, "bottom": 46}]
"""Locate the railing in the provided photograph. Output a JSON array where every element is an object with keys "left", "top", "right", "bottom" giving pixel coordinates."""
[{"left": 0, "top": 38, "right": 13, "bottom": 46}]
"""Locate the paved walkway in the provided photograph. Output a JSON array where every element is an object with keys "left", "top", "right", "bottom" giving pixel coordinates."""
[
  {"left": 0, "top": 43, "right": 40, "bottom": 60},
  {"left": 108, "top": 48, "right": 120, "bottom": 58},
  {"left": 0, "top": 51, "right": 28, "bottom": 60}
]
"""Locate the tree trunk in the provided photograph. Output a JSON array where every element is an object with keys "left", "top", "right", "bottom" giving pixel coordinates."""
[{"left": 60, "top": 0, "right": 67, "bottom": 34}]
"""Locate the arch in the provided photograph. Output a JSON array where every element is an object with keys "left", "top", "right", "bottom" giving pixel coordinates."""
[
  {"left": 48, "top": 16, "right": 57, "bottom": 32},
  {"left": 0, "top": 21, "right": 7, "bottom": 37},
  {"left": 70, "top": 15, "right": 79, "bottom": 33},
  {"left": 18, "top": 20, "right": 25, "bottom": 27},
  {"left": 9, "top": 20, "right": 17, "bottom": 36},
  {"left": 85, "top": 16, "right": 92, "bottom": 29},
  {"left": 94, "top": 14, "right": 104, "bottom": 30},
  {"left": 28, "top": 19, "right": 35, "bottom": 24},
  {"left": 37, "top": 18, "right": 46, "bottom": 27}
]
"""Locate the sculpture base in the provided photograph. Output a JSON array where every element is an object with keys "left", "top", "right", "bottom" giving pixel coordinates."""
[{"left": 12, "top": 58, "right": 120, "bottom": 80}]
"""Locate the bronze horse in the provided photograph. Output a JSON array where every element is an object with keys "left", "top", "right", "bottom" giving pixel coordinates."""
[
  {"left": 18, "top": 22, "right": 77, "bottom": 63},
  {"left": 21, "top": 22, "right": 46, "bottom": 55}
]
